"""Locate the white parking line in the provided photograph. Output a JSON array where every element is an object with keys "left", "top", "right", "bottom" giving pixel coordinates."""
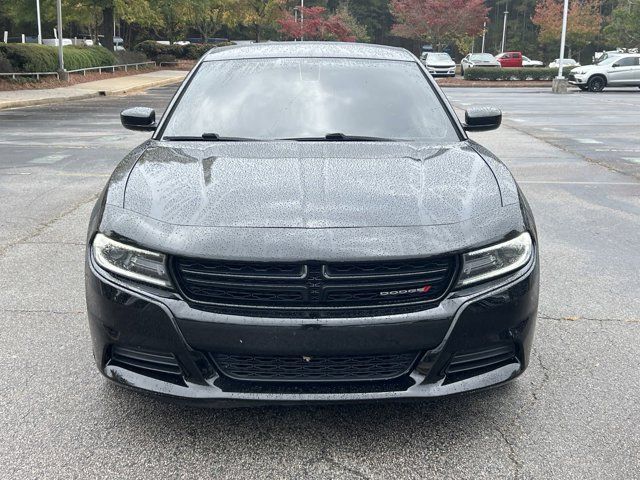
[
  {"left": 30, "top": 154, "right": 69, "bottom": 164},
  {"left": 576, "top": 138, "right": 603, "bottom": 144},
  {"left": 520, "top": 180, "right": 639, "bottom": 185}
]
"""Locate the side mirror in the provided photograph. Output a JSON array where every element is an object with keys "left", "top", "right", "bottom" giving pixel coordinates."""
[
  {"left": 120, "top": 107, "right": 156, "bottom": 131},
  {"left": 612, "top": 63, "right": 620, "bottom": 68},
  {"left": 463, "top": 106, "right": 502, "bottom": 132}
]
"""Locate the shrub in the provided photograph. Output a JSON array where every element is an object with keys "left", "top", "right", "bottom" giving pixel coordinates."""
[
  {"left": 115, "top": 50, "right": 148, "bottom": 65},
  {"left": 156, "top": 54, "right": 177, "bottom": 64},
  {"left": 134, "top": 40, "right": 233, "bottom": 61},
  {"left": 464, "top": 67, "right": 558, "bottom": 81},
  {"left": 0, "top": 52, "right": 13, "bottom": 73},
  {"left": 0, "top": 44, "right": 116, "bottom": 72}
]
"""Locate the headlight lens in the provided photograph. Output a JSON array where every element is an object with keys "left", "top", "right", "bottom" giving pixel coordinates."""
[
  {"left": 92, "top": 233, "right": 171, "bottom": 288},
  {"left": 456, "top": 232, "right": 533, "bottom": 287}
]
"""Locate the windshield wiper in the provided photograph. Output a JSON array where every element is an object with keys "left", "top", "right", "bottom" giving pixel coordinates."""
[
  {"left": 163, "top": 133, "right": 260, "bottom": 142},
  {"left": 283, "top": 133, "right": 397, "bottom": 142}
]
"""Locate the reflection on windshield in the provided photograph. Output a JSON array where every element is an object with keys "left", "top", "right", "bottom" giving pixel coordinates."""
[{"left": 161, "top": 58, "right": 459, "bottom": 142}]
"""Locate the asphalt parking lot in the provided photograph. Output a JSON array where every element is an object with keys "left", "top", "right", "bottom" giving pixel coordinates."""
[{"left": 0, "top": 85, "right": 638, "bottom": 479}]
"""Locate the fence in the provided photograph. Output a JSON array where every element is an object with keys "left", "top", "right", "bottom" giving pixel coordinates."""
[{"left": 0, "top": 61, "right": 156, "bottom": 80}]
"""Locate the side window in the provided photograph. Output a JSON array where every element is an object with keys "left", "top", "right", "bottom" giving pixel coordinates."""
[
  {"left": 514, "top": 53, "right": 521, "bottom": 58},
  {"left": 616, "top": 57, "right": 636, "bottom": 67}
]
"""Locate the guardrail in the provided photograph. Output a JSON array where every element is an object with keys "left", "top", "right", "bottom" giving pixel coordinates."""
[
  {"left": 0, "top": 71, "right": 60, "bottom": 80},
  {"left": 67, "top": 61, "right": 156, "bottom": 75},
  {"left": 0, "top": 61, "right": 157, "bottom": 80}
]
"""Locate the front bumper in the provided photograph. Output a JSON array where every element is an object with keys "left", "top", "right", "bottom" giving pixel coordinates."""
[
  {"left": 568, "top": 73, "right": 587, "bottom": 85},
  {"left": 86, "top": 254, "right": 538, "bottom": 405},
  {"left": 427, "top": 66, "right": 456, "bottom": 77}
]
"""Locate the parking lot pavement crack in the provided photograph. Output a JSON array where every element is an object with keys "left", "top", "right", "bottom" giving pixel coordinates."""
[
  {"left": 494, "top": 426, "right": 524, "bottom": 479},
  {"left": 0, "top": 194, "right": 98, "bottom": 258},
  {"left": 538, "top": 312, "right": 639, "bottom": 325},
  {"left": 503, "top": 121, "right": 640, "bottom": 181},
  {"left": 1, "top": 308, "right": 85, "bottom": 315},
  {"left": 530, "top": 346, "right": 550, "bottom": 403}
]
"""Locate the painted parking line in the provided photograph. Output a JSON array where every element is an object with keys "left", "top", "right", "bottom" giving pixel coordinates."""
[
  {"left": 576, "top": 138, "right": 603, "bottom": 144},
  {"left": 622, "top": 157, "right": 640, "bottom": 164},
  {"left": 519, "top": 180, "right": 640, "bottom": 185},
  {"left": 30, "top": 154, "right": 70, "bottom": 164}
]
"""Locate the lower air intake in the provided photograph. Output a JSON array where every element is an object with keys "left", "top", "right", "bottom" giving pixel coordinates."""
[
  {"left": 211, "top": 352, "right": 419, "bottom": 382},
  {"left": 446, "top": 344, "right": 517, "bottom": 377},
  {"left": 110, "top": 346, "right": 182, "bottom": 376}
]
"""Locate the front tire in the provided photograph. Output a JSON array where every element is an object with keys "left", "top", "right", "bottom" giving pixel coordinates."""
[{"left": 587, "top": 76, "right": 606, "bottom": 92}]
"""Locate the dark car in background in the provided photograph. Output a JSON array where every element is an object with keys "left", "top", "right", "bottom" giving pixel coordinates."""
[{"left": 86, "top": 42, "right": 538, "bottom": 405}]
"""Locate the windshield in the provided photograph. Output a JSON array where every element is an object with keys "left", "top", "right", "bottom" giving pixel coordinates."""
[
  {"left": 428, "top": 53, "right": 452, "bottom": 61},
  {"left": 470, "top": 54, "right": 495, "bottom": 62},
  {"left": 594, "top": 55, "right": 618, "bottom": 66},
  {"left": 161, "top": 58, "right": 459, "bottom": 142}
]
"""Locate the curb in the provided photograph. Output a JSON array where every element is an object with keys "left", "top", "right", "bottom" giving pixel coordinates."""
[
  {"left": 87, "top": 76, "right": 186, "bottom": 96},
  {"left": 0, "top": 76, "right": 184, "bottom": 111}
]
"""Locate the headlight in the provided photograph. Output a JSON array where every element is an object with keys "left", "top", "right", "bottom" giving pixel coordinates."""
[
  {"left": 456, "top": 232, "right": 533, "bottom": 287},
  {"left": 92, "top": 233, "right": 172, "bottom": 288}
]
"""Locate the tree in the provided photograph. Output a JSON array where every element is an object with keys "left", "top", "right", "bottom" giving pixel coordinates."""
[
  {"left": 277, "top": 5, "right": 364, "bottom": 41},
  {"left": 348, "top": 0, "right": 393, "bottom": 43},
  {"left": 334, "top": 3, "right": 370, "bottom": 41},
  {"left": 184, "top": 0, "right": 240, "bottom": 41},
  {"left": 238, "top": 0, "right": 285, "bottom": 42},
  {"left": 390, "top": 0, "right": 489, "bottom": 50},
  {"left": 532, "top": 0, "right": 602, "bottom": 58},
  {"left": 604, "top": 0, "right": 640, "bottom": 47}
]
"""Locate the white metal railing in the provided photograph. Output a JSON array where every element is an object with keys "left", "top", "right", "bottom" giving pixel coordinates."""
[
  {"left": 0, "top": 61, "right": 156, "bottom": 80},
  {"left": 66, "top": 61, "right": 156, "bottom": 75}
]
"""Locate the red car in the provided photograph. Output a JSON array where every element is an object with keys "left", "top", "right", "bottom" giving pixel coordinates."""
[{"left": 495, "top": 52, "right": 523, "bottom": 68}]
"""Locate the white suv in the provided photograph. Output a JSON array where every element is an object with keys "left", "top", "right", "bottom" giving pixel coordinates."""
[{"left": 568, "top": 54, "right": 640, "bottom": 92}]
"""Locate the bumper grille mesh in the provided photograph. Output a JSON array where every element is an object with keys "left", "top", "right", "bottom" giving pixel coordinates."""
[{"left": 211, "top": 352, "right": 420, "bottom": 382}]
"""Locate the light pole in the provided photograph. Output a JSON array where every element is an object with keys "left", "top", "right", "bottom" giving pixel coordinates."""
[
  {"left": 55, "top": 0, "right": 68, "bottom": 80},
  {"left": 557, "top": 0, "right": 569, "bottom": 79},
  {"left": 552, "top": 0, "right": 570, "bottom": 93},
  {"left": 300, "top": 0, "right": 304, "bottom": 41},
  {"left": 501, "top": 10, "right": 509, "bottom": 53},
  {"left": 36, "top": 0, "right": 42, "bottom": 44},
  {"left": 481, "top": 21, "right": 486, "bottom": 53}
]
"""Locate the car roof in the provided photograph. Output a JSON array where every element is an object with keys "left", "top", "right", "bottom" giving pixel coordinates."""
[{"left": 203, "top": 42, "right": 415, "bottom": 62}]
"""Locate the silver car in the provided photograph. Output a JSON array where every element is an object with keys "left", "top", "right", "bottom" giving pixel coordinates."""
[
  {"left": 460, "top": 53, "right": 501, "bottom": 76},
  {"left": 569, "top": 54, "right": 640, "bottom": 92}
]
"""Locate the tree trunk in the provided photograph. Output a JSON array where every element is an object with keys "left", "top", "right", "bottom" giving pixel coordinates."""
[{"left": 102, "top": 4, "right": 115, "bottom": 52}]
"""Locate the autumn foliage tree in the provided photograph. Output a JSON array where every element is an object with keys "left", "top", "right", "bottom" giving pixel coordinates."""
[
  {"left": 278, "top": 6, "right": 361, "bottom": 42},
  {"left": 532, "top": 0, "right": 602, "bottom": 57},
  {"left": 390, "top": 0, "right": 489, "bottom": 50}
]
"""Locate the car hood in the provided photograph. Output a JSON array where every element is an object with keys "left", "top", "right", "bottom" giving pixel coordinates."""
[{"left": 117, "top": 141, "right": 503, "bottom": 229}]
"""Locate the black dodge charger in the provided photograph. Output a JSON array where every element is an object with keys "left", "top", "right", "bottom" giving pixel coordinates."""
[{"left": 86, "top": 42, "right": 538, "bottom": 404}]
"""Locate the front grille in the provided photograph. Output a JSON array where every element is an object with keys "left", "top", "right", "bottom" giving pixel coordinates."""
[
  {"left": 211, "top": 352, "right": 420, "bottom": 382},
  {"left": 172, "top": 256, "right": 457, "bottom": 317}
]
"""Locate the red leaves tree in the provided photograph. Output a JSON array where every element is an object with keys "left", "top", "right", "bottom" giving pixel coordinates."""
[
  {"left": 532, "top": 0, "right": 602, "bottom": 58},
  {"left": 390, "top": 0, "right": 489, "bottom": 50},
  {"left": 278, "top": 6, "right": 358, "bottom": 42}
]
